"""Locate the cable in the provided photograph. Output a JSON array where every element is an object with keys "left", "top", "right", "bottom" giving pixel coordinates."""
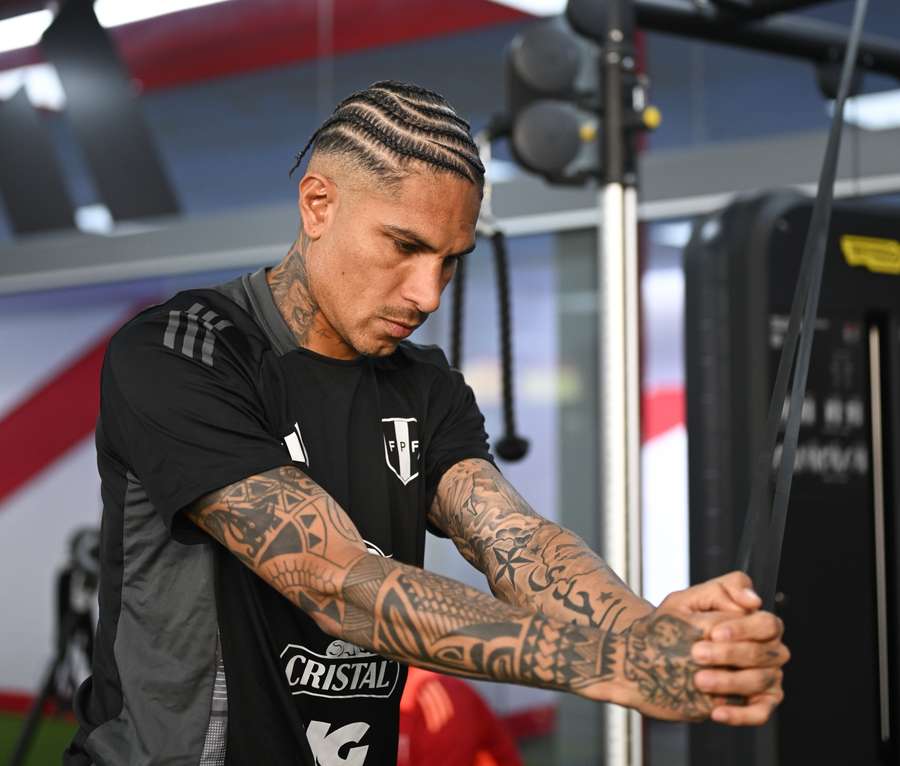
[
  {"left": 734, "top": 0, "right": 870, "bottom": 609},
  {"left": 492, "top": 230, "right": 529, "bottom": 461},
  {"left": 450, "top": 253, "right": 466, "bottom": 370},
  {"left": 452, "top": 127, "right": 529, "bottom": 462}
]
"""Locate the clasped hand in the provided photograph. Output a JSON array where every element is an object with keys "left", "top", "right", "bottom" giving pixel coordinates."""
[{"left": 623, "top": 571, "right": 789, "bottom": 726}]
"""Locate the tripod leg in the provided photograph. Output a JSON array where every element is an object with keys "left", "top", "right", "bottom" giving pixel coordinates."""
[{"left": 7, "top": 658, "right": 59, "bottom": 766}]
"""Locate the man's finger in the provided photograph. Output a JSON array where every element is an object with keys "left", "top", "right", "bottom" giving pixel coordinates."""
[
  {"left": 709, "top": 610, "right": 783, "bottom": 643},
  {"left": 713, "top": 571, "right": 762, "bottom": 612},
  {"left": 664, "top": 582, "right": 748, "bottom": 615},
  {"left": 694, "top": 668, "right": 782, "bottom": 697},
  {"left": 710, "top": 698, "right": 779, "bottom": 726},
  {"left": 691, "top": 639, "right": 791, "bottom": 669}
]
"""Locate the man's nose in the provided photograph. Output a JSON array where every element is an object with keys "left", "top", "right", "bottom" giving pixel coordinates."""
[{"left": 403, "top": 261, "right": 445, "bottom": 315}]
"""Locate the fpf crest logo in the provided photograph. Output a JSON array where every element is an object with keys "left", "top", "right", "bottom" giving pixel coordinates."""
[{"left": 381, "top": 417, "right": 420, "bottom": 485}]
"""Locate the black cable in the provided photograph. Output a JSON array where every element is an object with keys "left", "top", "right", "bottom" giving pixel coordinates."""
[
  {"left": 492, "top": 231, "right": 529, "bottom": 462},
  {"left": 450, "top": 252, "right": 466, "bottom": 370},
  {"left": 735, "top": 0, "right": 870, "bottom": 610}
]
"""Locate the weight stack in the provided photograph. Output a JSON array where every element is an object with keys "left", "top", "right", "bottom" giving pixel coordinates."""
[{"left": 684, "top": 191, "right": 900, "bottom": 766}]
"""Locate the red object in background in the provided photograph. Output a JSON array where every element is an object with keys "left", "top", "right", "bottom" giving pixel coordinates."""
[
  {"left": 399, "top": 668, "right": 523, "bottom": 766},
  {"left": 641, "top": 386, "right": 685, "bottom": 442},
  {"left": 0, "top": 0, "right": 526, "bottom": 92}
]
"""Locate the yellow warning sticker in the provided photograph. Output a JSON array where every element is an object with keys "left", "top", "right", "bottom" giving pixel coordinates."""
[{"left": 840, "top": 235, "right": 900, "bottom": 275}]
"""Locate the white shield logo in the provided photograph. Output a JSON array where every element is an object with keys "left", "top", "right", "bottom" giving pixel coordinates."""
[{"left": 381, "top": 417, "right": 420, "bottom": 485}]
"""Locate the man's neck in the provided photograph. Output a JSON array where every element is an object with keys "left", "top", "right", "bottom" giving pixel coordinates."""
[
  {"left": 268, "top": 236, "right": 320, "bottom": 348},
  {"left": 267, "top": 237, "right": 357, "bottom": 359}
]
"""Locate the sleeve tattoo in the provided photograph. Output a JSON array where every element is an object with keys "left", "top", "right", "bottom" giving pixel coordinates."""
[
  {"left": 429, "top": 459, "right": 653, "bottom": 632},
  {"left": 188, "top": 466, "right": 711, "bottom": 718}
]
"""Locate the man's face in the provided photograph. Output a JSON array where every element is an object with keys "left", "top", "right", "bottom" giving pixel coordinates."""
[{"left": 305, "top": 167, "right": 481, "bottom": 358}]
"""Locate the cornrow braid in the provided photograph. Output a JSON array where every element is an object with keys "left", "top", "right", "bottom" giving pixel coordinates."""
[
  {"left": 343, "top": 92, "right": 471, "bottom": 148},
  {"left": 289, "top": 81, "right": 484, "bottom": 188}
]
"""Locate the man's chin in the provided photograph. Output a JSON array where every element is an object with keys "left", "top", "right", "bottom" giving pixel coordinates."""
[{"left": 355, "top": 337, "right": 400, "bottom": 358}]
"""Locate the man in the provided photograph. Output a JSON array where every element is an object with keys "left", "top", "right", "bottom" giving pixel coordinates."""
[{"left": 66, "top": 81, "right": 788, "bottom": 766}]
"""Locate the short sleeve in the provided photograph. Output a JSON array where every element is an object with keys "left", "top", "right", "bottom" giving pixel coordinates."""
[
  {"left": 101, "top": 304, "right": 293, "bottom": 533},
  {"left": 423, "top": 354, "right": 494, "bottom": 513}
]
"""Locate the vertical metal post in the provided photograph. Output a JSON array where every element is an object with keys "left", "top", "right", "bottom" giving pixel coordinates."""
[{"left": 597, "top": 0, "right": 643, "bottom": 762}]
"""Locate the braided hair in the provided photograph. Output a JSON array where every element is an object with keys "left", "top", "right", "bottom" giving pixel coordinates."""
[{"left": 290, "top": 81, "right": 485, "bottom": 188}]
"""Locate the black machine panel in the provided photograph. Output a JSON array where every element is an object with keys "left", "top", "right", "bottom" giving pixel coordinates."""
[{"left": 684, "top": 192, "right": 900, "bottom": 766}]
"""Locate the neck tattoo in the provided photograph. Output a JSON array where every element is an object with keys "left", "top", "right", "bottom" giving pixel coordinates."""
[{"left": 268, "top": 235, "right": 321, "bottom": 347}]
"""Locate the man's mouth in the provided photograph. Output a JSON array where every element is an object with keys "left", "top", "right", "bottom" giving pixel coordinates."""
[{"left": 382, "top": 318, "right": 417, "bottom": 339}]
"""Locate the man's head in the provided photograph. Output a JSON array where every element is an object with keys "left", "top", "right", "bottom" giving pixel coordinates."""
[{"left": 288, "top": 81, "right": 484, "bottom": 359}]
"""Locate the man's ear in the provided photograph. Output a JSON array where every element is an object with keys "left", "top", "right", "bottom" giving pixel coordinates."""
[{"left": 298, "top": 172, "right": 336, "bottom": 240}]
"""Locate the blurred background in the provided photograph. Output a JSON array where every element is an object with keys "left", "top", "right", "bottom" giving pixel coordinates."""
[{"left": 0, "top": 0, "right": 899, "bottom": 764}]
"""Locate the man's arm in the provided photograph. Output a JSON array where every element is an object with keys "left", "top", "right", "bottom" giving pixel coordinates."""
[
  {"left": 187, "top": 465, "right": 722, "bottom": 721},
  {"left": 429, "top": 458, "right": 789, "bottom": 726},
  {"left": 429, "top": 458, "right": 653, "bottom": 630}
]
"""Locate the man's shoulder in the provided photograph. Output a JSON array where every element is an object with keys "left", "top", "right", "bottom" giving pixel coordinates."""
[{"left": 108, "top": 286, "right": 269, "bottom": 371}]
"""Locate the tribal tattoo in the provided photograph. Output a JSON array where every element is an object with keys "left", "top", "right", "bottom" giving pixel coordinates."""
[
  {"left": 189, "top": 465, "right": 715, "bottom": 719},
  {"left": 188, "top": 466, "right": 363, "bottom": 623},
  {"left": 338, "top": 552, "right": 619, "bottom": 692},
  {"left": 430, "top": 459, "right": 653, "bottom": 632},
  {"left": 189, "top": 467, "right": 618, "bottom": 688}
]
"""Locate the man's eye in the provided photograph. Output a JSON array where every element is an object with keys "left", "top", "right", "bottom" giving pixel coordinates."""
[{"left": 394, "top": 240, "right": 418, "bottom": 254}]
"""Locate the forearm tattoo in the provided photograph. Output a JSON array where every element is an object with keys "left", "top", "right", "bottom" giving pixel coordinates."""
[
  {"left": 339, "top": 552, "right": 619, "bottom": 692},
  {"left": 430, "top": 459, "right": 651, "bottom": 631},
  {"left": 190, "top": 466, "right": 712, "bottom": 717},
  {"left": 188, "top": 467, "right": 618, "bottom": 693}
]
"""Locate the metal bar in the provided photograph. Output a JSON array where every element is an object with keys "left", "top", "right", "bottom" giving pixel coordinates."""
[
  {"left": 598, "top": 181, "right": 631, "bottom": 766},
  {"left": 868, "top": 324, "right": 891, "bottom": 744},
  {"left": 709, "top": 0, "right": 831, "bottom": 19},
  {"left": 597, "top": 0, "right": 643, "bottom": 758},
  {"left": 623, "top": 183, "right": 644, "bottom": 766},
  {"left": 635, "top": 0, "right": 900, "bottom": 78}
]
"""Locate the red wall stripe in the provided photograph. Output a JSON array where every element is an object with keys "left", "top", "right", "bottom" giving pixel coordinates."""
[
  {"left": 0, "top": 332, "right": 111, "bottom": 506},
  {"left": 642, "top": 386, "right": 686, "bottom": 443}
]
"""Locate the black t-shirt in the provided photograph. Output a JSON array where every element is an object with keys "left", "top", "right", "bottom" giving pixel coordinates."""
[{"left": 68, "top": 269, "right": 493, "bottom": 766}]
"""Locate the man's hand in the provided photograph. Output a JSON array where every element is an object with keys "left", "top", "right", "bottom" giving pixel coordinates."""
[
  {"left": 691, "top": 607, "right": 788, "bottom": 726},
  {"left": 601, "top": 603, "right": 787, "bottom": 725},
  {"left": 639, "top": 571, "right": 789, "bottom": 726},
  {"left": 657, "top": 571, "right": 763, "bottom": 616}
]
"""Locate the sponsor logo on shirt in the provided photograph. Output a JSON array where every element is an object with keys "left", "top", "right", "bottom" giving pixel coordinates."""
[
  {"left": 306, "top": 720, "right": 370, "bottom": 766},
  {"left": 281, "top": 539, "right": 397, "bottom": 701},
  {"left": 382, "top": 417, "right": 420, "bottom": 485},
  {"left": 280, "top": 640, "right": 400, "bottom": 700}
]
